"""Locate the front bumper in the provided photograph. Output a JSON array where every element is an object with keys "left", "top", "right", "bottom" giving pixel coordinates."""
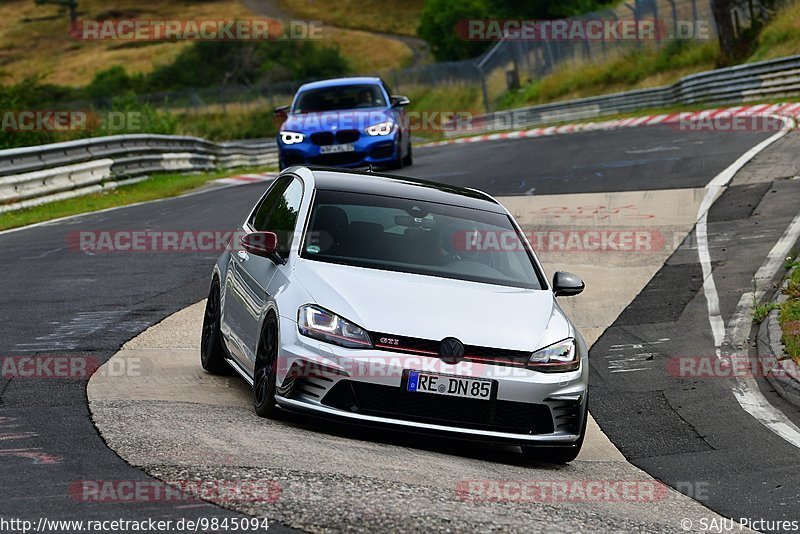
[
  {"left": 278, "top": 131, "right": 400, "bottom": 168},
  {"left": 275, "top": 316, "right": 588, "bottom": 445}
]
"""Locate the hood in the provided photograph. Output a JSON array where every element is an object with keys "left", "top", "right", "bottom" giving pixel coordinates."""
[
  {"left": 281, "top": 109, "right": 393, "bottom": 134},
  {"left": 293, "top": 260, "right": 571, "bottom": 352}
]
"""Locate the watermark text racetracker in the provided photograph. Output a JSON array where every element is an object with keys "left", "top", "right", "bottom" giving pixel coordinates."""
[
  {"left": 1, "top": 355, "right": 144, "bottom": 380},
  {"left": 456, "top": 479, "right": 669, "bottom": 503},
  {"left": 71, "top": 18, "right": 322, "bottom": 41},
  {"left": 673, "top": 111, "right": 796, "bottom": 132},
  {"left": 280, "top": 353, "right": 569, "bottom": 380},
  {"left": 68, "top": 228, "right": 669, "bottom": 254},
  {"left": 68, "top": 230, "right": 251, "bottom": 254},
  {"left": 278, "top": 110, "right": 476, "bottom": 133},
  {"left": 457, "top": 18, "right": 712, "bottom": 41},
  {"left": 667, "top": 355, "right": 799, "bottom": 380},
  {"left": 1, "top": 110, "right": 143, "bottom": 133},
  {"left": 454, "top": 229, "right": 665, "bottom": 254},
  {"left": 69, "top": 479, "right": 282, "bottom": 504}
]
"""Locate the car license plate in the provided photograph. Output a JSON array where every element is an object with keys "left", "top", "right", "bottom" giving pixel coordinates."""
[
  {"left": 320, "top": 144, "right": 355, "bottom": 154},
  {"left": 406, "top": 371, "right": 493, "bottom": 400}
]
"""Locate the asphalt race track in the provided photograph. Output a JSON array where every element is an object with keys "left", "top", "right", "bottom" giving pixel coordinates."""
[
  {"left": 589, "top": 133, "right": 800, "bottom": 525},
  {"left": 2, "top": 124, "right": 799, "bottom": 531}
]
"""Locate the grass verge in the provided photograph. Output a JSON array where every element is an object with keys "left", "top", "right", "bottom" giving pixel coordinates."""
[
  {"left": 749, "top": 1, "right": 800, "bottom": 62},
  {"left": 779, "top": 260, "right": 800, "bottom": 363},
  {"left": 0, "top": 166, "right": 275, "bottom": 232},
  {"left": 499, "top": 1, "right": 800, "bottom": 110},
  {"left": 1, "top": 0, "right": 413, "bottom": 88},
  {"left": 755, "top": 302, "right": 781, "bottom": 323},
  {"left": 278, "top": 0, "right": 424, "bottom": 36},
  {"left": 498, "top": 40, "right": 719, "bottom": 110}
]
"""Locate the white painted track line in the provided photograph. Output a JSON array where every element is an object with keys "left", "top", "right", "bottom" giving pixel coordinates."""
[{"left": 695, "top": 116, "right": 800, "bottom": 448}]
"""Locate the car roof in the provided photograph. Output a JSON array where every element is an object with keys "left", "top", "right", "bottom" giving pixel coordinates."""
[
  {"left": 299, "top": 167, "right": 504, "bottom": 213},
  {"left": 297, "top": 77, "right": 383, "bottom": 92}
]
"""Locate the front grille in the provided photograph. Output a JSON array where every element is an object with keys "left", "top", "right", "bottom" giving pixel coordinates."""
[
  {"left": 309, "top": 152, "right": 365, "bottom": 166},
  {"left": 370, "top": 331, "right": 531, "bottom": 367},
  {"left": 336, "top": 130, "right": 360, "bottom": 144},
  {"left": 322, "top": 380, "right": 554, "bottom": 435},
  {"left": 311, "top": 132, "right": 335, "bottom": 146}
]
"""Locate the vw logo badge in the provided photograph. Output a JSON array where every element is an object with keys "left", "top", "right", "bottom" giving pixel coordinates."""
[{"left": 440, "top": 337, "right": 465, "bottom": 364}]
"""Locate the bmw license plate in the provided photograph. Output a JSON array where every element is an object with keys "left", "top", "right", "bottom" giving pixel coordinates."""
[
  {"left": 320, "top": 144, "right": 355, "bottom": 154},
  {"left": 406, "top": 371, "right": 493, "bottom": 400}
]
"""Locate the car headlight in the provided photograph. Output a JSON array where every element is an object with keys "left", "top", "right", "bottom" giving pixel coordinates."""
[
  {"left": 280, "top": 131, "right": 305, "bottom": 145},
  {"left": 527, "top": 338, "right": 579, "bottom": 372},
  {"left": 298, "top": 305, "right": 372, "bottom": 348},
  {"left": 365, "top": 121, "right": 396, "bottom": 136}
]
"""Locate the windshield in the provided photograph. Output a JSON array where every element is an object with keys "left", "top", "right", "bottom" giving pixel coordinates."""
[
  {"left": 301, "top": 190, "right": 542, "bottom": 289},
  {"left": 292, "top": 84, "right": 387, "bottom": 113}
]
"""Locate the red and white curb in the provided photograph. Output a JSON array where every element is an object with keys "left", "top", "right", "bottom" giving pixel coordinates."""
[
  {"left": 418, "top": 102, "right": 800, "bottom": 148},
  {"left": 214, "top": 172, "right": 276, "bottom": 185}
]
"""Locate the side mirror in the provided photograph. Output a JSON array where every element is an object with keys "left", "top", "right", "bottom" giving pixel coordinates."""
[
  {"left": 391, "top": 95, "right": 410, "bottom": 107},
  {"left": 273, "top": 105, "right": 290, "bottom": 129},
  {"left": 241, "top": 231, "right": 284, "bottom": 264},
  {"left": 552, "top": 271, "right": 584, "bottom": 297}
]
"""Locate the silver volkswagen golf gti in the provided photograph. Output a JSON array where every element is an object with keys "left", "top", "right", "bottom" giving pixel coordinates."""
[{"left": 201, "top": 166, "right": 588, "bottom": 463}]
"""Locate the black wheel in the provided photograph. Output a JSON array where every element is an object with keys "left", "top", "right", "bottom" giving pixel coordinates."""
[
  {"left": 278, "top": 156, "right": 287, "bottom": 171},
  {"left": 253, "top": 312, "right": 280, "bottom": 418},
  {"left": 521, "top": 402, "right": 588, "bottom": 464},
  {"left": 200, "top": 278, "right": 230, "bottom": 375},
  {"left": 402, "top": 141, "right": 413, "bottom": 166}
]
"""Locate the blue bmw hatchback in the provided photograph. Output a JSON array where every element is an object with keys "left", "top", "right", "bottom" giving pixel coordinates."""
[{"left": 276, "top": 77, "right": 413, "bottom": 170}]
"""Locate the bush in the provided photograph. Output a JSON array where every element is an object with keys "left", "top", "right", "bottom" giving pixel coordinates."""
[
  {"left": 144, "top": 40, "right": 349, "bottom": 92},
  {"left": 417, "top": 0, "right": 492, "bottom": 61},
  {"left": 101, "top": 94, "right": 178, "bottom": 136},
  {"left": 0, "top": 78, "right": 80, "bottom": 149},
  {"left": 175, "top": 107, "right": 277, "bottom": 141},
  {"left": 85, "top": 66, "right": 146, "bottom": 101},
  {"left": 0, "top": 81, "right": 177, "bottom": 149}
]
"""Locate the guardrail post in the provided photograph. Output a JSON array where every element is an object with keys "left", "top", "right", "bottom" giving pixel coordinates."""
[{"left": 667, "top": 0, "right": 678, "bottom": 42}]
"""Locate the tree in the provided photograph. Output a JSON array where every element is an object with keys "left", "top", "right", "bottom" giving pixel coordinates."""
[
  {"left": 35, "top": 0, "right": 78, "bottom": 25},
  {"left": 417, "top": 0, "right": 492, "bottom": 61},
  {"left": 710, "top": 0, "right": 737, "bottom": 64}
]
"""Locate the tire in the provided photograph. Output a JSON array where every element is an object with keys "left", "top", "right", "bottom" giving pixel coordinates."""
[
  {"left": 521, "top": 402, "right": 588, "bottom": 464},
  {"left": 402, "top": 141, "right": 413, "bottom": 166},
  {"left": 278, "top": 156, "right": 287, "bottom": 171},
  {"left": 253, "top": 312, "right": 281, "bottom": 419},
  {"left": 200, "top": 278, "right": 230, "bottom": 375}
]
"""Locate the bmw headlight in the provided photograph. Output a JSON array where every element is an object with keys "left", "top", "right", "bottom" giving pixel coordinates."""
[
  {"left": 528, "top": 338, "right": 579, "bottom": 372},
  {"left": 280, "top": 131, "right": 305, "bottom": 145},
  {"left": 298, "top": 305, "right": 372, "bottom": 348},
  {"left": 366, "top": 121, "right": 396, "bottom": 136}
]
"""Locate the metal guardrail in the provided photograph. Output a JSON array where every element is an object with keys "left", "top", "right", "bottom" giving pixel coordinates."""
[
  {"left": 0, "top": 134, "right": 278, "bottom": 213},
  {"left": 463, "top": 54, "right": 800, "bottom": 133}
]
